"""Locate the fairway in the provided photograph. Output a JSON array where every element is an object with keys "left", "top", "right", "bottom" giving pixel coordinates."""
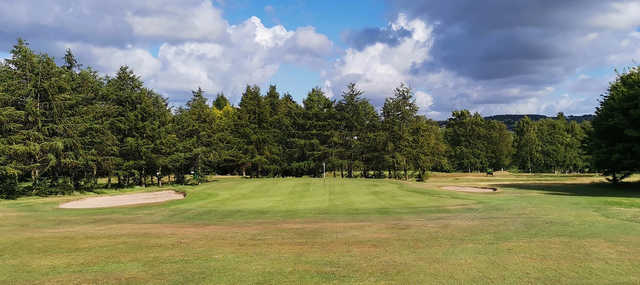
[{"left": 1, "top": 175, "right": 640, "bottom": 284}]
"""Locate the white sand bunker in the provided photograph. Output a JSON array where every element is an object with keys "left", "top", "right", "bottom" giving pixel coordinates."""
[
  {"left": 441, "top": 186, "right": 497, "bottom": 193},
  {"left": 59, "top": 190, "right": 185, "bottom": 209}
]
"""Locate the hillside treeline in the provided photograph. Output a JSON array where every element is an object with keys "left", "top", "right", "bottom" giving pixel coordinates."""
[
  {"left": 483, "top": 114, "right": 594, "bottom": 131},
  {"left": 0, "top": 40, "right": 592, "bottom": 197}
]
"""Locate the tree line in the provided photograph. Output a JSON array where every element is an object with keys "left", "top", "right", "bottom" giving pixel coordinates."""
[{"left": 0, "top": 40, "right": 636, "bottom": 198}]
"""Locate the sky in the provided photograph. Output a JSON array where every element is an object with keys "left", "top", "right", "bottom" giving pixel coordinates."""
[{"left": 1, "top": 0, "right": 639, "bottom": 119}]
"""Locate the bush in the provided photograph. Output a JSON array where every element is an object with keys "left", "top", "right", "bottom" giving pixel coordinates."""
[
  {"left": 415, "top": 171, "right": 430, "bottom": 182},
  {"left": 0, "top": 170, "right": 20, "bottom": 199}
]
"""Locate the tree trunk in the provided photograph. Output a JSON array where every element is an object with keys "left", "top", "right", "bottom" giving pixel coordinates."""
[
  {"left": 403, "top": 159, "right": 408, "bottom": 180},
  {"left": 393, "top": 160, "right": 397, "bottom": 179},
  {"left": 93, "top": 167, "right": 98, "bottom": 186}
]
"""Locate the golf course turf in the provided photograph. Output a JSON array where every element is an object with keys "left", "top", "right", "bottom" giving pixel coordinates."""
[{"left": 1, "top": 174, "right": 639, "bottom": 284}]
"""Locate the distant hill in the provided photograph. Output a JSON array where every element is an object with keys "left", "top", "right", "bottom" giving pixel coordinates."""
[
  {"left": 485, "top": 114, "right": 594, "bottom": 130},
  {"left": 438, "top": 114, "right": 595, "bottom": 130}
]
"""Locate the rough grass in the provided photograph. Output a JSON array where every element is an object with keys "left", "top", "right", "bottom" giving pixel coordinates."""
[{"left": 1, "top": 174, "right": 639, "bottom": 284}]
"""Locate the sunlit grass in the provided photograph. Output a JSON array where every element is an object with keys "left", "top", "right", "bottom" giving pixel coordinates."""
[{"left": 1, "top": 175, "right": 639, "bottom": 284}]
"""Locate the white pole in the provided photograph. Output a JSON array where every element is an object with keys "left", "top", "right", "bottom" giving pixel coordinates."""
[{"left": 323, "top": 162, "right": 326, "bottom": 179}]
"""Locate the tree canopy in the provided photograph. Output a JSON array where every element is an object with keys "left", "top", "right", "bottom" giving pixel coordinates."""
[
  {"left": 590, "top": 67, "right": 640, "bottom": 183},
  {"left": 0, "top": 39, "right": 610, "bottom": 198}
]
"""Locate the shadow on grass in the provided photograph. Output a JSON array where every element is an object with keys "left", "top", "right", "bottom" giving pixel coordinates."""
[{"left": 494, "top": 182, "right": 640, "bottom": 198}]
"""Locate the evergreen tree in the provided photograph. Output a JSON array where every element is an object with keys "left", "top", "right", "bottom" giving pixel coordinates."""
[
  {"left": 237, "top": 85, "right": 269, "bottom": 177},
  {"left": 590, "top": 67, "right": 640, "bottom": 183},
  {"left": 335, "top": 83, "right": 378, "bottom": 177},
  {"left": 0, "top": 39, "right": 68, "bottom": 193},
  {"left": 173, "top": 87, "right": 216, "bottom": 184},
  {"left": 297, "top": 87, "right": 334, "bottom": 177},
  {"left": 0, "top": 57, "right": 23, "bottom": 197},
  {"left": 277, "top": 93, "right": 304, "bottom": 177},
  {"left": 382, "top": 84, "right": 419, "bottom": 179},
  {"left": 213, "top": 92, "right": 230, "bottom": 111},
  {"left": 0, "top": 38, "right": 608, "bottom": 197},
  {"left": 103, "top": 66, "right": 171, "bottom": 187}
]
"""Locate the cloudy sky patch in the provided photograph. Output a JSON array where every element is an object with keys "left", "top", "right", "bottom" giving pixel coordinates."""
[{"left": 1, "top": 0, "right": 638, "bottom": 118}]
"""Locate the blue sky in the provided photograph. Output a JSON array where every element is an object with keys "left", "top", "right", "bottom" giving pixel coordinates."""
[
  {"left": 215, "top": 0, "right": 389, "bottom": 100},
  {"left": 1, "top": 0, "right": 639, "bottom": 119},
  {"left": 222, "top": 1, "right": 388, "bottom": 45}
]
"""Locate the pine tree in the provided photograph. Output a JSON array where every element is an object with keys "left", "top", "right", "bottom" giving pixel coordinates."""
[
  {"left": 213, "top": 92, "right": 230, "bottom": 111},
  {"left": 335, "top": 83, "right": 378, "bottom": 177},
  {"left": 382, "top": 84, "right": 418, "bottom": 179},
  {"left": 174, "top": 87, "right": 216, "bottom": 184},
  {"left": 297, "top": 87, "right": 334, "bottom": 177}
]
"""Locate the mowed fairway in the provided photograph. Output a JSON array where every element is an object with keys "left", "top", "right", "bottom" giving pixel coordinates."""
[{"left": 1, "top": 175, "right": 640, "bottom": 284}]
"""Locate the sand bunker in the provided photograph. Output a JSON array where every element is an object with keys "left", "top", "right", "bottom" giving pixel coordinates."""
[
  {"left": 59, "top": 190, "right": 185, "bottom": 209},
  {"left": 441, "top": 186, "right": 497, "bottom": 193}
]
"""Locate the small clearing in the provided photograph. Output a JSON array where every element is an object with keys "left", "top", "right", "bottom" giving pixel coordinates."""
[
  {"left": 59, "top": 190, "right": 185, "bottom": 209},
  {"left": 441, "top": 186, "right": 497, "bottom": 193}
]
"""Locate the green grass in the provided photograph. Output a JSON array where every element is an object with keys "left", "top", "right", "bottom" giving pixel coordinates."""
[{"left": 1, "top": 174, "right": 639, "bottom": 284}]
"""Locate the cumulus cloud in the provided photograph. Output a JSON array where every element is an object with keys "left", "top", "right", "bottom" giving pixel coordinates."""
[
  {"left": 125, "top": 0, "right": 227, "bottom": 41},
  {"left": 325, "top": 14, "right": 433, "bottom": 103},
  {"left": 320, "top": 1, "right": 640, "bottom": 119},
  {"left": 2, "top": 0, "right": 638, "bottom": 118},
  {"left": 591, "top": 1, "right": 640, "bottom": 30},
  {"left": 60, "top": 42, "right": 162, "bottom": 81},
  {"left": 1, "top": 0, "right": 334, "bottom": 104}
]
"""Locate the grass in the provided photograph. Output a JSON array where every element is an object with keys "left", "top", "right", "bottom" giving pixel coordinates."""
[{"left": 1, "top": 174, "right": 639, "bottom": 284}]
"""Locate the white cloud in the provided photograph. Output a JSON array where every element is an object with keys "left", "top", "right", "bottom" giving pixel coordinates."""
[
  {"left": 0, "top": 52, "right": 9, "bottom": 64},
  {"left": 3, "top": 1, "right": 632, "bottom": 117},
  {"left": 323, "top": 14, "right": 565, "bottom": 118},
  {"left": 150, "top": 16, "right": 331, "bottom": 102},
  {"left": 323, "top": 9, "right": 637, "bottom": 119},
  {"left": 60, "top": 42, "right": 162, "bottom": 81},
  {"left": 125, "top": 0, "right": 227, "bottom": 41},
  {"left": 591, "top": 1, "right": 640, "bottom": 30},
  {"left": 53, "top": 12, "right": 333, "bottom": 104},
  {"left": 415, "top": 90, "right": 434, "bottom": 110},
  {"left": 325, "top": 13, "right": 433, "bottom": 103},
  {"left": 289, "top": 27, "right": 333, "bottom": 56},
  {"left": 239, "top": 17, "right": 293, "bottom": 48},
  {"left": 0, "top": 0, "right": 334, "bottom": 104}
]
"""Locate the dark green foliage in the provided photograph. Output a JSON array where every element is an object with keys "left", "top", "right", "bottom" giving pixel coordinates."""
[
  {"left": 172, "top": 87, "right": 217, "bottom": 184},
  {"left": 213, "top": 92, "right": 230, "bottom": 111},
  {"left": 485, "top": 114, "right": 594, "bottom": 131},
  {"left": 590, "top": 67, "right": 640, "bottom": 183},
  {"left": 382, "top": 84, "right": 420, "bottom": 179},
  {"left": 0, "top": 39, "right": 606, "bottom": 197},
  {"left": 335, "top": 83, "right": 379, "bottom": 178},
  {"left": 296, "top": 87, "right": 335, "bottom": 177},
  {"left": 445, "top": 110, "right": 513, "bottom": 172},
  {"left": 410, "top": 116, "right": 448, "bottom": 180},
  {"left": 513, "top": 114, "right": 590, "bottom": 173}
]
